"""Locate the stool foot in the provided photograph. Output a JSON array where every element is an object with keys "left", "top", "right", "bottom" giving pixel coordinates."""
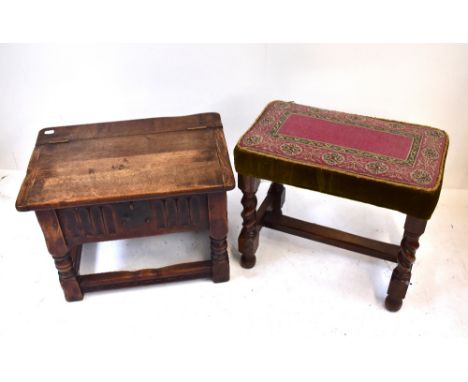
[
  {"left": 384, "top": 296, "right": 403, "bottom": 312},
  {"left": 61, "top": 279, "right": 84, "bottom": 302},
  {"left": 240, "top": 253, "right": 256, "bottom": 269},
  {"left": 238, "top": 175, "right": 260, "bottom": 269},
  {"left": 385, "top": 215, "right": 427, "bottom": 312}
]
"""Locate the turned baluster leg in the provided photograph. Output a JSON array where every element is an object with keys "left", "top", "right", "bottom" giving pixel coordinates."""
[
  {"left": 36, "top": 210, "right": 83, "bottom": 301},
  {"left": 267, "top": 182, "right": 286, "bottom": 215},
  {"left": 385, "top": 215, "right": 427, "bottom": 312},
  {"left": 208, "top": 192, "right": 230, "bottom": 283},
  {"left": 238, "top": 174, "right": 260, "bottom": 269}
]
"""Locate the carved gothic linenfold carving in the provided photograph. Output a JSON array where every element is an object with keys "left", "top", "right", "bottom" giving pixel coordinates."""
[{"left": 56, "top": 195, "right": 209, "bottom": 244}]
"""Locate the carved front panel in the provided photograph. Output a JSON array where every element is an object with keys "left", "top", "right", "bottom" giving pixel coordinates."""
[{"left": 57, "top": 195, "right": 209, "bottom": 245}]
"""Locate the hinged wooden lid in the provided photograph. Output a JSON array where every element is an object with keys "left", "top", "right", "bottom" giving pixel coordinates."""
[{"left": 16, "top": 113, "right": 235, "bottom": 211}]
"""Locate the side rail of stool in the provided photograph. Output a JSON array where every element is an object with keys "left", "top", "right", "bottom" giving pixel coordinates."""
[{"left": 238, "top": 175, "right": 427, "bottom": 312}]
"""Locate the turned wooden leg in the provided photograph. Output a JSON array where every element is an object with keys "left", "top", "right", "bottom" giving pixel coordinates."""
[
  {"left": 208, "top": 192, "right": 230, "bottom": 283},
  {"left": 52, "top": 251, "right": 84, "bottom": 301},
  {"left": 385, "top": 215, "right": 427, "bottom": 312},
  {"left": 238, "top": 174, "right": 260, "bottom": 269},
  {"left": 267, "top": 182, "right": 285, "bottom": 215},
  {"left": 36, "top": 210, "right": 83, "bottom": 301}
]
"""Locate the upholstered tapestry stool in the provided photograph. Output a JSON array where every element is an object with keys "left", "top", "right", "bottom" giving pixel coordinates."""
[
  {"left": 16, "top": 113, "right": 235, "bottom": 301},
  {"left": 235, "top": 101, "right": 448, "bottom": 311}
]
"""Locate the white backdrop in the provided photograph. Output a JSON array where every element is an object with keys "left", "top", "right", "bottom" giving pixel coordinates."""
[{"left": 1, "top": 44, "right": 467, "bottom": 188}]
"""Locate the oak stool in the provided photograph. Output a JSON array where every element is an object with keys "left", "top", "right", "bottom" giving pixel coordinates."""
[
  {"left": 234, "top": 101, "right": 448, "bottom": 311},
  {"left": 16, "top": 113, "right": 235, "bottom": 301}
]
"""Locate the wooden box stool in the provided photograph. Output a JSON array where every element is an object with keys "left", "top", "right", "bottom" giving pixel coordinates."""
[
  {"left": 16, "top": 112, "right": 235, "bottom": 301},
  {"left": 234, "top": 101, "right": 448, "bottom": 311}
]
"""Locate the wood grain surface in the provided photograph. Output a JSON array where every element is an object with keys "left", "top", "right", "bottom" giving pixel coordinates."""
[{"left": 16, "top": 113, "right": 235, "bottom": 211}]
